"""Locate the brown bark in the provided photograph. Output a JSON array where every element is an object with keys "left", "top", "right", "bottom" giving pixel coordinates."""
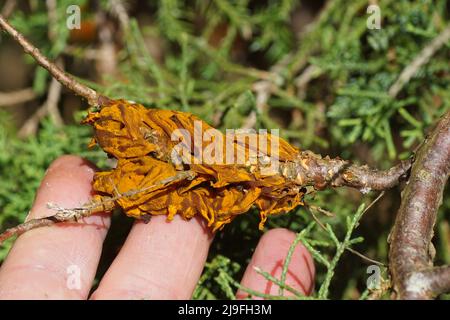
[
  {"left": 281, "top": 151, "right": 412, "bottom": 192},
  {"left": 389, "top": 110, "right": 450, "bottom": 299}
]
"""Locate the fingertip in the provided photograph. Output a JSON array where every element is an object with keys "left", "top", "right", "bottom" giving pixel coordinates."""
[
  {"left": 237, "top": 228, "right": 315, "bottom": 299},
  {"left": 92, "top": 215, "right": 213, "bottom": 300},
  {"left": 29, "top": 155, "right": 109, "bottom": 227},
  {"left": 31, "top": 155, "right": 98, "bottom": 217},
  {"left": 45, "top": 155, "right": 97, "bottom": 185},
  {"left": 0, "top": 154, "right": 110, "bottom": 299}
]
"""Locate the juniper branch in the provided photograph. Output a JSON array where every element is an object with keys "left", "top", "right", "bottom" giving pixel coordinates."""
[
  {"left": 281, "top": 151, "right": 412, "bottom": 192},
  {"left": 0, "top": 170, "right": 195, "bottom": 246},
  {"left": 0, "top": 205, "right": 101, "bottom": 245},
  {"left": 0, "top": 88, "right": 36, "bottom": 106}
]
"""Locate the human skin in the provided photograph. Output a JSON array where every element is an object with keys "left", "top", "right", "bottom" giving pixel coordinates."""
[{"left": 0, "top": 155, "right": 315, "bottom": 299}]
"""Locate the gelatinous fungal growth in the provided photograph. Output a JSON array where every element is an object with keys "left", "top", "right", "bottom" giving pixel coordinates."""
[{"left": 83, "top": 99, "right": 306, "bottom": 231}]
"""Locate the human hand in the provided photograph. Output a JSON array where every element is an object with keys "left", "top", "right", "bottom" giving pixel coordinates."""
[{"left": 0, "top": 155, "right": 315, "bottom": 299}]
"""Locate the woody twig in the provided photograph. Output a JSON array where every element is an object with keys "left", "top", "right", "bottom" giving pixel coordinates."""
[
  {"left": 0, "top": 170, "right": 196, "bottom": 245},
  {"left": 280, "top": 151, "right": 412, "bottom": 192},
  {"left": 389, "top": 110, "right": 450, "bottom": 299}
]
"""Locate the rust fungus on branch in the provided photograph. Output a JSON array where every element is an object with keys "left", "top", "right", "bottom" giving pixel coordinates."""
[
  {"left": 82, "top": 99, "right": 308, "bottom": 231},
  {"left": 0, "top": 14, "right": 411, "bottom": 244},
  {"left": 0, "top": 96, "right": 412, "bottom": 245}
]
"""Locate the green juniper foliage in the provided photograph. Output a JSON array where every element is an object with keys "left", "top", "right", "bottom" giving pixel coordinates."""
[{"left": 0, "top": 0, "right": 449, "bottom": 299}]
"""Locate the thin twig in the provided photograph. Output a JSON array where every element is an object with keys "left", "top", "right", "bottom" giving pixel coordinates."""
[
  {"left": 346, "top": 247, "right": 385, "bottom": 267},
  {"left": 1, "top": 0, "right": 16, "bottom": 18},
  {"left": 0, "top": 218, "right": 56, "bottom": 244},
  {"left": 295, "top": 64, "right": 321, "bottom": 98},
  {"left": 308, "top": 207, "right": 327, "bottom": 231},
  {"left": 308, "top": 205, "right": 335, "bottom": 217},
  {"left": 0, "top": 88, "right": 36, "bottom": 106},
  {"left": 45, "top": 0, "right": 57, "bottom": 41},
  {"left": 18, "top": 70, "right": 63, "bottom": 137},
  {"left": 109, "top": 0, "right": 130, "bottom": 31},
  {"left": 0, "top": 14, "right": 101, "bottom": 106},
  {"left": 281, "top": 151, "right": 412, "bottom": 192},
  {"left": 95, "top": 10, "right": 117, "bottom": 78},
  {"left": 347, "top": 192, "right": 386, "bottom": 267},
  {"left": 243, "top": 55, "right": 289, "bottom": 129},
  {"left": 0, "top": 170, "right": 196, "bottom": 246}
]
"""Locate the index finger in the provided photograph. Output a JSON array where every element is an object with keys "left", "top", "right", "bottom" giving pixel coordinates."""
[
  {"left": 0, "top": 155, "right": 111, "bottom": 299},
  {"left": 91, "top": 215, "right": 213, "bottom": 300}
]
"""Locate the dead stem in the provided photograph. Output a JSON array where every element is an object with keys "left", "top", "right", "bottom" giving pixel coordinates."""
[
  {"left": 0, "top": 88, "right": 36, "bottom": 107},
  {"left": 109, "top": 0, "right": 130, "bottom": 31},
  {"left": 0, "top": 218, "right": 56, "bottom": 244},
  {"left": 388, "top": 26, "right": 450, "bottom": 98},
  {"left": 18, "top": 66, "right": 63, "bottom": 137},
  {"left": 282, "top": 151, "right": 412, "bottom": 192},
  {"left": 0, "top": 0, "right": 16, "bottom": 18},
  {"left": 0, "top": 170, "right": 196, "bottom": 246},
  {"left": 0, "top": 197, "right": 116, "bottom": 246},
  {"left": 0, "top": 200, "right": 111, "bottom": 246},
  {"left": 346, "top": 247, "right": 385, "bottom": 267}
]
